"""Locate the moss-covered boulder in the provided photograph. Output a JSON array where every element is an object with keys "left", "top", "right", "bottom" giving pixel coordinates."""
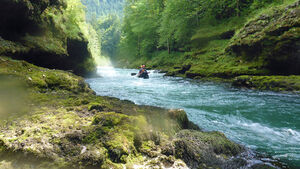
[
  {"left": 227, "top": 1, "right": 300, "bottom": 75},
  {"left": 0, "top": 56, "right": 93, "bottom": 93},
  {"left": 0, "top": 0, "right": 96, "bottom": 76},
  {"left": 232, "top": 75, "right": 300, "bottom": 92},
  {"left": 162, "top": 130, "right": 243, "bottom": 169}
]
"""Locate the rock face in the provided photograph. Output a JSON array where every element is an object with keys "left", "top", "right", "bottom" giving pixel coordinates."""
[
  {"left": 0, "top": 57, "right": 258, "bottom": 169},
  {"left": 227, "top": 1, "right": 300, "bottom": 75},
  {"left": 0, "top": 0, "right": 95, "bottom": 76}
]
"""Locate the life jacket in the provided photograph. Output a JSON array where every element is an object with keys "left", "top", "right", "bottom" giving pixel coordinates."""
[
  {"left": 138, "top": 68, "right": 149, "bottom": 79},
  {"left": 139, "top": 68, "right": 147, "bottom": 74}
]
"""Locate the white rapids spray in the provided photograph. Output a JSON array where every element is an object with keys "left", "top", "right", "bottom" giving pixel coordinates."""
[{"left": 96, "top": 66, "right": 118, "bottom": 77}]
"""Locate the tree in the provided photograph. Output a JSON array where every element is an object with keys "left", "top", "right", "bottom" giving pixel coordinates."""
[
  {"left": 95, "top": 15, "right": 122, "bottom": 58},
  {"left": 120, "top": 0, "right": 163, "bottom": 58}
]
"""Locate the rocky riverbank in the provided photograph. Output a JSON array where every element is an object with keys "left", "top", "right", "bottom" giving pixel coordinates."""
[
  {"left": 0, "top": 56, "right": 283, "bottom": 169},
  {"left": 162, "top": 67, "right": 300, "bottom": 93}
]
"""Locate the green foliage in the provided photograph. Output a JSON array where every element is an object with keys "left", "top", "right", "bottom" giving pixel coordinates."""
[
  {"left": 117, "top": 0, "right": 298, "bottom": 84},
  {"left": 119, "top": 0, "right": 163, "bottom": 59},
  {"left": 78, "top": 0, "right": 124, "bottom": 64},
  {"left": 81, "top": 0, "right": 124, "bottom": 21},
  {"left": 119, "top": 0, "right": 258, "bottom": 61},
  {"left": 158, "top": 0, "right": 198, "bottom": 50},
  {"left": 65, "top": 0, "right": 103, "bottom": 67},
  {"left": 94, "top": 15, "right": 122, "bottom": 58}
]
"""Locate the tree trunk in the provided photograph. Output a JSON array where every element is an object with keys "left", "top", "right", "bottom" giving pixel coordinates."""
[
  {"left": 167, "top": 38, "right": 170, "bottom": 54},
  {"left": 137, "top": 35, "right": 141, "bottom": 57},
  {"left": 237, "top": 0, "right": 240, "bottom": 17}
]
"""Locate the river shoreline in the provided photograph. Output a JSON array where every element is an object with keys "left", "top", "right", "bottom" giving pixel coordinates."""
[
  {"left": 87, "top": 67, "right": 300, "bottom": 168},
  {"left": 1, "top": 56, "right": 290, "bottom": 169},
  {"left": 146, "top": 66, "right": 300, "bottom": 94}
]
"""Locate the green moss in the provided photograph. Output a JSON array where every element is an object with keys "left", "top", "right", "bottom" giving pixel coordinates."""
[
  {"left": 0, "top": 0, "right": 97, "bottom": 76},
  {"left": 140, "top": 141, "right": 155, "bottom": 151},
  {"left": 0, "top": 56, "right": 93, "bottom": 93},
  {"left": 0, "top": 38, "right": 30, "bottom": 55},
  {"left": 82, "top": 112, "right": 150, "bottom": 163},
  {"left": 233, "top": 75, "right": 300, "bottom": 92},
  {"left": 227, "top": 2, "right": 300, "bottom": 75},
  {"left": 201, "top": 131, "right": 242, "bottom": 156},
  {"left": 101, "top": 159, "right": 124, "bottom": 169},
  {"left": 0, "top": 140, "right": 5, "bottom": 152},
  {"left": 173, "top": 130, "right": 243, "bottom": 168},
  {"left": 88, "top": 102, "right": 105, "bottom": 111}
]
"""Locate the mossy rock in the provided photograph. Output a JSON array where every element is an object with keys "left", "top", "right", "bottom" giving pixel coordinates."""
[
  {"left": 0, "top": 56, "right": 93, "bottom": 93},
  {"left": 172, "top": 130, "right": 244, "bottom": 169},
  {"left": 227, "top": 2, "right": 300, "bottom": 75},
  {"left": 0, "top": 140, "right": 5, "bottom": 152},
  {"left": 88, "top": 103, "right": 105, "bottom": 111},
  {"left": 0, "top": 0, "right": 96, "bottom": 76},
  {"left": 233, "top": 75, "right": 300, "bottom": 92}
]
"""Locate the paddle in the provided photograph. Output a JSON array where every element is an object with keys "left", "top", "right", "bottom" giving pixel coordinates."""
[{"left": 131, "top": 73, "right": 137, "bottom": 76}]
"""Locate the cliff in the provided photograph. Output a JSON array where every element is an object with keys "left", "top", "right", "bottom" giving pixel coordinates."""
[
  {"left": 0, "top": 0, "right": 96, "bottom": 76},
  {"left": 227, "top": 1, "right": 300, "bottom": 75}
]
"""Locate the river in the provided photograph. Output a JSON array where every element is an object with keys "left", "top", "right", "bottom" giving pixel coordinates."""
[{"left": 86, "top": 67, "right": 300, "bottom": 168}]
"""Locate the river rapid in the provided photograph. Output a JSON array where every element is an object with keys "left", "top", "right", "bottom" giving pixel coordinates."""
[{"left": 86, "top": 67, "right": 300, "bottom": 168}]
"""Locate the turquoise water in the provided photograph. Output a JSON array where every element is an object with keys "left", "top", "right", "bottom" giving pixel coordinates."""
[{"left": 86, "top": 67, "right": 300, "bottom": 168}]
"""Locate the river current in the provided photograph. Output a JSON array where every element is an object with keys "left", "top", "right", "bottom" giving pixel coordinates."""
[{"left": 86, "top": 67, "right": 300, "bottom": 168}]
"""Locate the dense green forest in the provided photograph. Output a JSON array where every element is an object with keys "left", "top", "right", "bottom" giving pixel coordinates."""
[
  {"left": 81, "top": 0, "right": 124, "bottom": 21},
  {"left": 94, "top": 15, "right": 121, "bottom": 59},
  {"left": 116, "top": 0, "right": 300, "bottom": 86},
  {"left": 79, "top": 0, "right": 123, "bottom": 61}
]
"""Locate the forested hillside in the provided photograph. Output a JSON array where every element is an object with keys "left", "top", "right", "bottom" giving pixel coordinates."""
[
  {"left": 116, "top": 0, "right": 300, "bottom": 91},
  {"left": 94, "top": 15, "right": 121, "bottom": 59},
  {"left": 80, "top": 0, "right": 123, "bottom": 60},
  {"left": 81, "top": 0, "right": 124, "bottom": 21}
]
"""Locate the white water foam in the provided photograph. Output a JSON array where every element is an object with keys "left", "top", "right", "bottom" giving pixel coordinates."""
[
  {"left": 96, "top": 66, "right": 118, "bottom": 77},
  {"left": 237, "top": 121, "right": 300, "bottom": 143}
]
